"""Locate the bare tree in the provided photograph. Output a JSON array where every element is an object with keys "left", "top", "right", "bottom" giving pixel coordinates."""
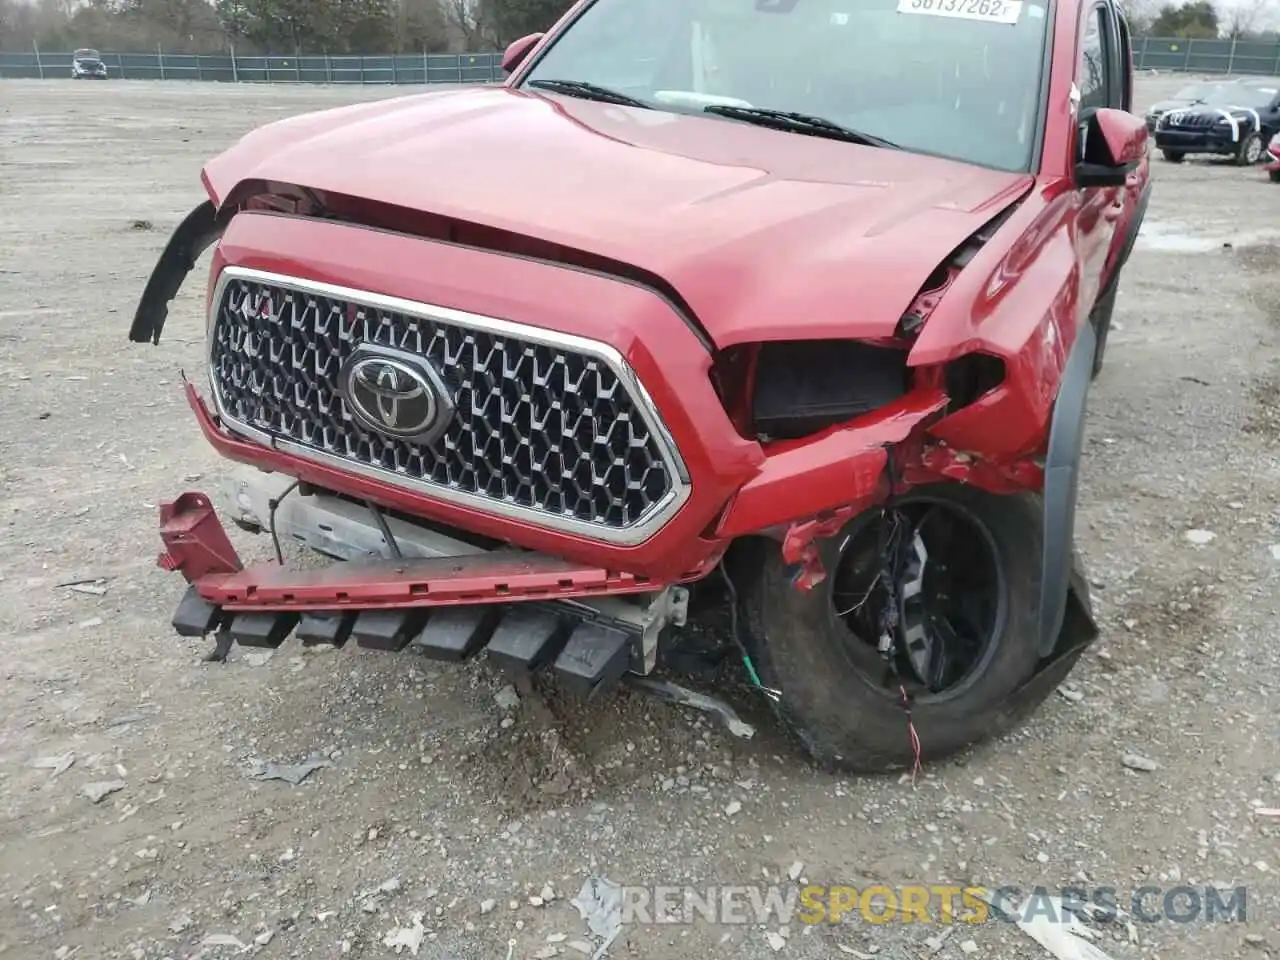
[
  {"left": 1, "top": 0, "right": 454, "bottom": 52},
  {"left": 392, "top": 0, "right": 449, "bottom": 52},
  {"left": 439, "top": 0, "right": 497, "bottom": 49},
  {"left": 1116, "top": 0, "right": 1162, "bottom": 33},
  {"left": 1223, "top": 0, "right": 1277, "bottom": 38}
]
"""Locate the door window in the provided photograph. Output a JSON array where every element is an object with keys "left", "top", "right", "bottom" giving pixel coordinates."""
[{"left": 1078, "top": 6, "right": 1110, "bottom": 115}]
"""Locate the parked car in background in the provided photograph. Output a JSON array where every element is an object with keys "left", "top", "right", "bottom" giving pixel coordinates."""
[
  {"left": 1144, "top": 79, "right": 1236, "bottom": 131},
  {"left": 71, "top": 49, "right": 108, "bottom": 79},
  {"left": 1153, "top": 77, "right": 1280, "bottom": 165},
  {"left": 1266, "top": 133, "right": 1280, "bottom": 182}
]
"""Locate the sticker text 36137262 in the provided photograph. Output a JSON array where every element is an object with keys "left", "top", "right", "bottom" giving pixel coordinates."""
[{"left": 896, "top": 0, "right": 1024, "bottom": 24}]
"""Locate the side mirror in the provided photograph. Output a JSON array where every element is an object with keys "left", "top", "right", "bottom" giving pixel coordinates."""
[
  {"left": 502, "top": 33, "right": 544, "bottom": 74},
  {"left": 1075, "top": 108, "right": 1148, "bottom": 188}
]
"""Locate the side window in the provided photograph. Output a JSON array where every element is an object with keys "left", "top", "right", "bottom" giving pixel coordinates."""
[
  {"left": 1116, "top": 11, "right": 1133, "bottom": 112},
  {"left": 1078, "top": 6, "right": 1110, "bottom": 115}
]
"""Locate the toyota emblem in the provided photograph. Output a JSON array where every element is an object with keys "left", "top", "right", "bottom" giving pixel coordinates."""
[{"left": 338, "top": 345, "right": 454, "bottom": 446}]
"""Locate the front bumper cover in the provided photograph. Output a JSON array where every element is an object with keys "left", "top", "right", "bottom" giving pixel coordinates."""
[
  {"left": 1153, "top": 130, "right": 1238, "bottom": 154},
  {"left": 160, "top": 467, "right": 695, "bottom": 697}
]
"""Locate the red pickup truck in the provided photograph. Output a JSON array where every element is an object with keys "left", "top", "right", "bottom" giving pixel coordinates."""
[{"left": 130, "top": 0, "right": 1151, "bottom": 773}]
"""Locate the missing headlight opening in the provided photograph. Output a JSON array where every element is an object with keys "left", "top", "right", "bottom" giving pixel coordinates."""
[{"left": 747, "top": 340, "right": 910, "bottom": 442}]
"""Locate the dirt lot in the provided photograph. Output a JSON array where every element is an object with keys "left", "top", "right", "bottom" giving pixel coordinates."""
[{"left": 1, "top": 75, "right": 1278, "bottom": 960}]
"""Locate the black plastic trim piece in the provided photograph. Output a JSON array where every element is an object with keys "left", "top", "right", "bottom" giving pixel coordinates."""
[
  {"left": 1037, "top": 318, "right": 1097, "bottom": 657},
  {"left": 352, "top": 609, "right": 425, "bottom": 651},
  {"left": 229, "top": 611, "right": 300, "bottom": 648},
  {"left": 409, "top": 606, "right": 501, "bottom": 661},
  {"left": 484, "top": 606, "right": 571, "bottom": 674},
  {"left": 129, "top": 200, "right": 234, "bottom": 345},
  {"left": 172, "top": 584, "right": 224, "bottom": 637},
  {"left": 553, "top": 622, "right": 634, "bottom": 698},
  {"left": 296, "top": 612, "right": 356, "bottom": 647}
]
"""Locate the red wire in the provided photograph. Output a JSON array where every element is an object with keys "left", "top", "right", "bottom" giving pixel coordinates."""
[{"left": 899, "top": 684, "right": 923, "bottom": 784}]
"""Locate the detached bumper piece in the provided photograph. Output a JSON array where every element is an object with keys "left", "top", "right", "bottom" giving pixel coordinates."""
[{"left": 159, "top": 491, "right": 654, "bottom": 698}]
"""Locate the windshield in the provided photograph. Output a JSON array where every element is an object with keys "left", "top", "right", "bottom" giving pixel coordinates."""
[
  {"left": 519, "top": 0, "right": 1053, "bottom": 172},
  {"left": 1172, "top": 82, "right": 1224, "bottom": 101},
  {"left": 1221, "top": 86, "right": 1276, "bottom": 108},
  {"left": 74, "top": 50, "right": 101, "bottom": 60}
]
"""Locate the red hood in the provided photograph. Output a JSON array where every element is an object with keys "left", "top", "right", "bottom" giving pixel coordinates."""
[{"left": 203, "top": 86, "right": 1034, "bottom": 348}]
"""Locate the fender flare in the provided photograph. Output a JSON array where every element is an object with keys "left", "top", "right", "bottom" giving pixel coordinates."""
[
  {"left": 1037, "top": 314, "right": 1097, "bottom": 658},
  {"left": 129, "top": 200, "right": 233, "bottom": 345},
  {"left": 1038, "top": 180, "right": 1150, "bottom": 655}
]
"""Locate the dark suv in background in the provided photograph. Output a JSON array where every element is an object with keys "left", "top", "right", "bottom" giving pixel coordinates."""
[
  {"left": 1144, "top": 79, "right": 1233, "bottom": 131},
  {"left": 1153, "top": 77, "right": 1280, "bottom": 165}
]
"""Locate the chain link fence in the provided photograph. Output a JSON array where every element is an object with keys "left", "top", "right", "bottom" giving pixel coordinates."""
[
  {"left": 0, "top": 49, "right": 505, "bottom": 83},
  {"left": 1134, "top": 36, "right": 1280, "bottom": 75},
  {"left": 3, "top": 38, "right": 1280, "bottom": 83}
]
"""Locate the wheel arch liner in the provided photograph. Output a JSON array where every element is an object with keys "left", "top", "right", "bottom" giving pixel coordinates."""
[
  {"left": 129, "top": 200, "right": 234, "bottom": 345},
  {"left": 1037, "top": 316, "right": 1096, "bottom": 657}
]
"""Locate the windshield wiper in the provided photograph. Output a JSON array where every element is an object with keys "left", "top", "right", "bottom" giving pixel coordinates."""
[
  {"left": 527, "top": 79, "right": 652, "bottom": 109},
  {"left": 703, "top": 105, "right": 899, "bottom": 149}
]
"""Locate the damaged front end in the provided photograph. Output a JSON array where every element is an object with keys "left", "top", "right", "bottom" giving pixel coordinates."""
[
  {"left": 132, "top": 165, "right": 1099, "bottom": 770},
  {"left": 706, "top": 196, "right": 1098, "bottom": 654}
]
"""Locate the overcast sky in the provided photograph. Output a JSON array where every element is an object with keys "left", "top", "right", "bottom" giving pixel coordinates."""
[{"left": 1215, "top": 0, "right": 1280, "bottom": 29}]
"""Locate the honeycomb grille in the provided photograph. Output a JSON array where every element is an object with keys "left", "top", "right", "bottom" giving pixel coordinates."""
[
  {"left": 209, "top": 274, "right": 681, "bottom": 534},
  {"left": 1164, "top": 112, "right": 1216, "bottom": 129}
]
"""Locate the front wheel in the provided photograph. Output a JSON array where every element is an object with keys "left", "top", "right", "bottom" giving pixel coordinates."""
[
  {"left": 1161, "top": 149, "right": 1185, "bottom": 163},
  {"left": 1237, "top": 133, "right": 1264, "bottom": 166},
  {"left": 732, "top": 485, "right": 1073, "bottom": 773}
]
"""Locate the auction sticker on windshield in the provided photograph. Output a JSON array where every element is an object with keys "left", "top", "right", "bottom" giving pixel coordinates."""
[{"left": 897, "top": 0, "right": 1024, "bottom": 23}]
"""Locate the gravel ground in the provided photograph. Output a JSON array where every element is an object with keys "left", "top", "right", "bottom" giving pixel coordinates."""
[{"left": 1, "top": 76, "right": 1278, "bottom": 960}]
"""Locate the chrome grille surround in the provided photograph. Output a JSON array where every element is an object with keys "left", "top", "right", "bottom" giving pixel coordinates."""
[{"left": 206, "top": 266, "right": 691, "bottom": 546}]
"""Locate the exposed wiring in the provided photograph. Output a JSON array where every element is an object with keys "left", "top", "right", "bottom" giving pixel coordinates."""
[
  {"left": 834, "top": 509, "right": 903, "bottom": 617},
  {"left": 898, "top": 683, "right": 925, "bottom": 785},
  {"left": 268, "top": 480, "right": 301, "bottom": 565},
  {"left": 366, "top": 500, "right": 403, "bottom": 559},
  {"left": 835, "top": 572, "right": 881, "bottom": 617},
  {"left": 879, "top": 450, "right": 925, "bottom": 784},
  {"left": 719, "top": 561, "right": 780, "bottom": 701}
]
